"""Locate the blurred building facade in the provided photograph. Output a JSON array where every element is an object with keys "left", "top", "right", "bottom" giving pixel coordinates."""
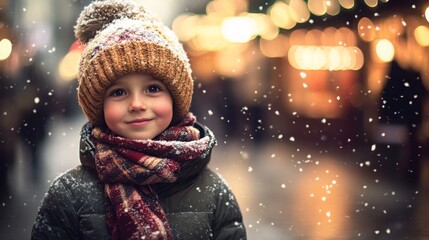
[{"left": 2, "top": 0, "right": 429, "bottom": 146}]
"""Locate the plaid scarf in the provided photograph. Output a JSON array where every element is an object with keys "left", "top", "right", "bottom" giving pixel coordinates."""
[{"left": 91, "top": 113, "right": 211, "bottom": 240}]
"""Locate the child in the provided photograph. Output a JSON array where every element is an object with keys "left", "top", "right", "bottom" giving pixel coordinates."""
[{"left": 31, "top": 0, "right": 246, "bottom": 239}]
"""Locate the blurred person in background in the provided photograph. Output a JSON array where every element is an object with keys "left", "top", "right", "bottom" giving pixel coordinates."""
[
  {"left": 0, "top": 49, "right": 18, "bottom": 196},
  {"left": 16, "top": 50, "right": 55, "bottom": 181},
  {"left": 379, "top": 60, "right": 425, "bottom": 185}
]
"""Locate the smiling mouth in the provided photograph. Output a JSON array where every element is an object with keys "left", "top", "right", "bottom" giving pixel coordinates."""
[{"left": 126, "top": 118, "right": 150, "bottom": 126}]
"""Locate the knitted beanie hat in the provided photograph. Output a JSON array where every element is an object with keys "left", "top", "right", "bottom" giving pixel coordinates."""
[{"left": 74, "top": 0, "right": 193, "bottom": 125}]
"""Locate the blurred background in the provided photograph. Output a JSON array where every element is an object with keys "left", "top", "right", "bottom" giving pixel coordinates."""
[{"left": 1, "top": 0, "right": 429, "bottom": 239}]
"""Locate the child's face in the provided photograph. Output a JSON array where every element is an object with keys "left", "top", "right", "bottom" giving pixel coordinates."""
[{"left": 103, "top": 73, "right": 173, "bottom": 140}]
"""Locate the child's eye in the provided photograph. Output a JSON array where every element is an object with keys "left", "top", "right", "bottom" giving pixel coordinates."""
[
  {"left": 109, "top": 88, "right": 126, "bottom": 97},
  {"left": 147, "top": 85, "right": 162, "bottom": 93}
]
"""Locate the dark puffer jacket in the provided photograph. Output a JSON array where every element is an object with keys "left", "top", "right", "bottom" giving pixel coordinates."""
[{"left": 31, "top": 123, "right": 246, "bottom": 239}]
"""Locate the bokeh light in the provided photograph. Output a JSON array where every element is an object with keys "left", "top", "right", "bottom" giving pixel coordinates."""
[
  {"left": 0, "top": 38, "right": 12, "bottom": 61},
  {"left": 358, "top": 17, "right": 376, "bottom": 42},
  {"left": 374, "top": 38, "right": 395, "bottom": 62},
  {"left": 414, "top": 25, "right": 429, "bottom": 46}
]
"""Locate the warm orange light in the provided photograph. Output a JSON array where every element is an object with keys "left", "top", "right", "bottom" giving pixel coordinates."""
[
  {"left": 327, "top": 47, "right": 342, "bottom": 70},
  {"left": 221, "top": 16, "right": 256, "bottom": 43},
  {"left": 215, "top": 45, "right": 247, "bottom": 77},
  {"left": 307, "top": 0, "right": 328, "bottom": 16},
  {"left": 0, "top": 38, "right": 12, "bottom": 61},
  {"left": 292, "top": 159, "right": 353, "bottom": 237},
  {"left": 289, "top": 0, "right": 310, "bottom": 23},
  {"left": 172, "top": 14, "right": 199, "bottom": 42},
  {"left": 425, "top": 7, "right": 429, "bottom": 22},
  {"left": 306, "top": 29, "right": 322, "bottom": 45},
  {"left": 269, "top": 1, "right": 297, "bottom": 29},
  {"left": 414, "top": 25, "right": 429, "bottom": 46},
  {"left": 58, "top": 51, "right": 81, "bottom": 81},
  {"left": 349, "top": 47, "right": 364, "bottom": 70},
  {"left": 321, "top": 27, "right": 336, "bottom": 45},
  {"left": 338, "top": 0, "right": 354, "bottom": 9},
  {"left": 384, "top": 15, "right": 405, "bottom": 37},
  {"left": 338, "top": 27, "right": 357, "bottom": 46},
  {"left": 326, "top": 0, "right": 341, "bottom": 16},
  {"left": 358, "top": 17, "right": 376, "bottom": 42},
  {"left": 194, "top": 15, "right": 226, "bottom": 51},
  {"left": 206, "top": 0, "right": 236, "bottom": 17},
  {"left": 251, "top": 13, "right": 279, "bottom": 40},
  {"left": 260, "top": 34, "right": 288, "bottom": 58},
  {"left": 374, "top": 39, "right": 395, "bottom": 62},
  {"left": 289, "top": 29, "right": 308, "bottom": 45},
  {"left": 288, "top": 45, "right": 364, "bottom": 70},
  {"left": 364, "top": 0, "right": 378, "bottom": 8}
]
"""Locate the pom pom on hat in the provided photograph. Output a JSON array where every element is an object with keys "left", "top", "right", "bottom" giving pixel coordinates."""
[
  {"left": 75, "top": 0, "right": 193, "bottom": 125},
  {"left": 75, "top": 0, "right": 140, "bottom": 44}
]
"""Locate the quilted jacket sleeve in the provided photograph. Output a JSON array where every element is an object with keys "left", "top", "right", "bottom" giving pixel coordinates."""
[
  {"left": 31, "top": 174, "right": 80, "bottom": 240},
  {"left": 211, "top": 171, "right": 247, "bottom": 240}
]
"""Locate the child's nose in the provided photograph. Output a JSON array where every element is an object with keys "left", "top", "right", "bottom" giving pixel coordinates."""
[{"left": 128, "top": 94, "right": 147, "bottom": 112}]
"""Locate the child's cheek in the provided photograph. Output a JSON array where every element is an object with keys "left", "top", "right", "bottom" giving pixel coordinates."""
[
  {"left": 155, "top": 98, "right": 174, "bottom": 122},
  {"left": 103, "top": 101, "right": 123, "bottom": 127}
]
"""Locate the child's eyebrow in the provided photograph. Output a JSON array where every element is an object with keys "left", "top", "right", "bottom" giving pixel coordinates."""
[
  {"left": 109, "top": 78, "right": 125, "bottom": 86},
  {"left": 147, "top": 79, "right": 163, "bottom": 84},
  {"left": 106, "top": 82, "right": 117, "bottom": 88},
  {"left": 105, "top": 81, "right": 122, "bottom": 91}
]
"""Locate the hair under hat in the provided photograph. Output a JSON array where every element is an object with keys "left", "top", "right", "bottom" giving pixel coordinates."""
[{"left": 75, "top": 0, "right": 193, "bottom": 125}]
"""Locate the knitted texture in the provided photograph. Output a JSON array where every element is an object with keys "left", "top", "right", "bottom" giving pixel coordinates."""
[
  {"left": 74, "top": 0, "right": 193, "bottom": 124},
  {"left": 92, "top": 113, "right": 212, "bottom": 239}
]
